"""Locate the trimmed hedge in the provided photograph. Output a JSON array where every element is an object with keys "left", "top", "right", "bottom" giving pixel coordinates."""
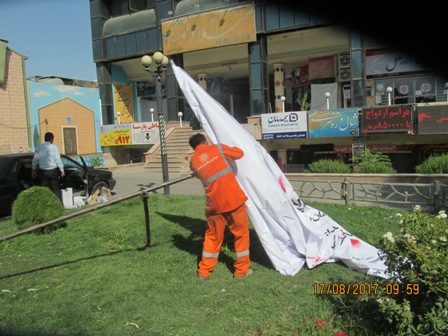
[
  {"left": 304, "top": 159, "right": 351, "bottom": 173},
  {"left": 12, "top": 186, "right": 66, "bottom": 233},
  {"left": 415, "top": 154, "right": 448, "bottom": 174}
]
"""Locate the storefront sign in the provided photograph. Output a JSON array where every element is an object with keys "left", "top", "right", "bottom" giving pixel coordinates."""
[
  {"left": 161, "top": 3, "right": 256, "bottom": 55},
  {"left": 365, "top": 50, "right": 431, "bottom": 76},
  {"left": 261, "top": 111, "right": 307, "bottom": 140},
  {"left": 335, "top": 144, "right": 412, "bottom": 153},
  {"left": 309, "top": 56, "right": 335, "bottom": 80},
  {"left": 131, "top": 122, "right": 160, "bottom": 145},
  {"left": 416, "top": 104, "right": 448, "bottom": 134},
  {"left": 361, "top": 105, "right": 414, "bottom": 133},
  {"left": 113, "top": 82, "right": 134, "bottom": 123},
  {"left": 100, "top": 123, "right": 161, "bottom": 146},
  {"left": 420, "top": 144, "right": 448, "bottom": 153},
  {"left": 284, "top": 65, "right": 309, "bottom": 87},
  {"left": 334, "top": 145, "right": 352, "bottom": 153},
  {"left": 100, "top": 124, "right": 131, "bottom": 146},
  {"left": 136, "top": 81, "right": 156, "bottom": 97},
  {"left": 367, "top": 144, "right": 412, "bottom": 153},
  {"left": 308, "top": 108, "right": 359, "bottom": 138}
]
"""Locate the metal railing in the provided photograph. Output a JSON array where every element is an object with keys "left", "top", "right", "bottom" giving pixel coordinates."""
[
  {"left": 288, "top": 177, "right": 447, "bottom": 211},
  {"left": 2, "top": 173, "right": 446, "bottom": 244},
  {"left": 0, "top": 174, "right": 194, "bottom": 244}
]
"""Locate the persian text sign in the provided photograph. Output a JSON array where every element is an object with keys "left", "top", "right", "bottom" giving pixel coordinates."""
[
  {"left": 136, "top": 81, "right": 156, "bottom": 97},
  {"left": 261, "top": 111, "right": 307, "bottom": 140},
  {"left": 362, "top": 105, "right": 413, "bottom": 133},
  {"left": 365, "top": 51, "right": 431, "bottom": 76},
  {"left": 308, "top": 108, "right": 359, "bottom": 138},
  {"left": 100, "top": 124, "right": 131, "bottom": 146},
  {"left": 114, "top": 82, "right": 134, "bottom": 123},
  {"left": 131, "top": 122, "right": 160, "bottom": 145},
  {"left": 161, "top": 3, "right": 256, "bottom": 55},
  {"left": 416, "top": 104, "right": 448, "bottom": 134}
]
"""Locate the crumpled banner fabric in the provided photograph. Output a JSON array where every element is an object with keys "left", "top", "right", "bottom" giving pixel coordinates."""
[{"left": 171, "top": 61, "right": 389, "bottom": 279}]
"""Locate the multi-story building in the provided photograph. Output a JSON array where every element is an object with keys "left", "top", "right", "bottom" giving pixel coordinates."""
[{"left": 89, "top": 0, "right": 448, "bottom": 172}]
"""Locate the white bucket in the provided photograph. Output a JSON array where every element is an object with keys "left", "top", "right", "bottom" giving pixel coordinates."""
[{"left": 62, "top": 188, "right": 73, "bottom": 209}]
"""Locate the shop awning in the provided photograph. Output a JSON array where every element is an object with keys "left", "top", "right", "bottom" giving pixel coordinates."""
[
  {"left": 174, "top": 0, "right": 238, "bottom": 16},
  {"left": 102, "top": 9, "right": 156, "bottom": 38}
]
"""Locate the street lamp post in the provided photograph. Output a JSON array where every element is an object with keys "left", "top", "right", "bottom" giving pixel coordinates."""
[
  {"left": 325, "top": 92, "right": 331, "bottom": 109},
  {"left": 281, "top": 96, "right": 286, "bottom": 112},
  {"left": 178, "top": 111, "right": 183, "bottom": 128},
  {"left": 386, "top": 86, "right": 393, "bottom": 105},
  {"left": 142, "top": 52, "right": 170, "bottom": 196}
]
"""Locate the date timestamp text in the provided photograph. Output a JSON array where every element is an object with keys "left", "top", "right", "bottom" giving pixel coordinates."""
[{"left": 313, "top": 282, "right": 420, "bottom": 296}]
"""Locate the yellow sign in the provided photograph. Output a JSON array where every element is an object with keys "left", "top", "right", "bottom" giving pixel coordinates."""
[
  {"left": 114, "top": 82, "right": 134, "bottom": 123},
  {"left": 100, "top": 124, "right": 132, "bottom": 146},
  {"left": 161, "top": 3, "right": 256, "bottom": 55}
]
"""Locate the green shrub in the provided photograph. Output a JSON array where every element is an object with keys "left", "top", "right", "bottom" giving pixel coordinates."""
[
  {"left": 88, "top": 155, "right": 105, "bottom": 167},
  {"left": 296, "top": 92, "right": 310, "bottom": 111},
  {"left": 12, "top": 186, "right": 66, "bottom": 233},
  {"left": 352, "top": 148, "right": 397, "bottom": 173},
  {"left": 304, "top": 159, "right": 351, "bottom": 173},
  {"left": 368, "top": 207, "right": 448, "bottom": 335},
  {"left": 415, "top": 154, "right": 448, "bottom": 174},
  {"left": 356, "top": 162, "right": 397, "bottom": 174}
]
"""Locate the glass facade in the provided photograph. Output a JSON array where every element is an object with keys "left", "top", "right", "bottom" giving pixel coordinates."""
[
  {"left": 375, "top": 76, "right": 440, "bottom": 105},
  {"left": 89, "top": 0, "right": 448, "bottom": 172}
]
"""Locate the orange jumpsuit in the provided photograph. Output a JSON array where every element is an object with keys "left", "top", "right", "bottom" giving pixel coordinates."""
[{"left": 190, "top": 143, "right": 250, "bottom": 278}]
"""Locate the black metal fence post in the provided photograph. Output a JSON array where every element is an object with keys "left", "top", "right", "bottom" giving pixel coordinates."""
[
  {"left": 434, "top": 180, "right": 442, "bottom": 212},
  {"left": 140, "top": 189, "right": 152, "bottom": 247}
]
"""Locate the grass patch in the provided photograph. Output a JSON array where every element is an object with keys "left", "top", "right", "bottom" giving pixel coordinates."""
[{"left": 0, "top": 195, "right": 407, "bottom": 335}]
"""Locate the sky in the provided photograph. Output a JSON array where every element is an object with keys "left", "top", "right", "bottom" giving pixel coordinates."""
[{"left": 0, "top": 0, "right": 97, "bottom": 81}]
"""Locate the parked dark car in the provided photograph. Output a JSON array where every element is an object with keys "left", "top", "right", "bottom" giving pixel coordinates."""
[{"left": 0, "top": 153, "right": 116, "bottom": 216}]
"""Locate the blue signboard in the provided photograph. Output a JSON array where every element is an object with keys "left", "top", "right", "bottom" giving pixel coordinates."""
[{"left": 308, "top": 108, "right": 359, "bottom": 138}]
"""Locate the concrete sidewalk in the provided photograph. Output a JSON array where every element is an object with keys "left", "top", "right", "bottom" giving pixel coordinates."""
[{"left": 109, "top": 164, "right": 204, "bottom": 199}]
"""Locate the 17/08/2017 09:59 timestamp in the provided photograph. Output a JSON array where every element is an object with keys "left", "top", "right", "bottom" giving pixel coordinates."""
[{"left": 313, "top": 282, "right": 420, "bottom": 296}]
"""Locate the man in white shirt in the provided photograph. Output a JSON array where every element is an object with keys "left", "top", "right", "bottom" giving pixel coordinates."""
[{"left": 32, "top": 132, "right": 65, "bottom": 202}]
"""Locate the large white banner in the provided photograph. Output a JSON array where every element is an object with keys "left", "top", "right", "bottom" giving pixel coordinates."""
[{"left": 172, "top": 61, "right": 389, "bottom": 279}]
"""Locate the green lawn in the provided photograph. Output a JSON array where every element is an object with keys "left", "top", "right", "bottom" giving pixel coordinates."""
[{"left": 0, "top": 195, "right": 406, "bottom": 336}]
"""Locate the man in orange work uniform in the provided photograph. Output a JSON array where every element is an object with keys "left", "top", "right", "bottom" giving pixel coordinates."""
[{"left": 188, "top": 133, "right": 252, "bottom": 281}]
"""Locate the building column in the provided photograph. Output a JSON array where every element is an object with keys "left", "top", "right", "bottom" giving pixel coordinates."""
[
  {"left": 167, "top": 54, "right": 184, "bottom": 122},
  {"left": 350, "top": 31, "right": 365, "bottom": 107},
  {"left": 248, "top": 36, "right": 269, "bottom": 115},
  {"left": 273, "top": 63, "right": 285, "bottom": 112},
  {"left": 197, "top": 72, "right": 207, "bottom": 90},
  {"left": 188, "top": 72, "right": 208, "bottom": 130},
  {"left": 96, "top": 62, "right": 114, "bottom": 124}
]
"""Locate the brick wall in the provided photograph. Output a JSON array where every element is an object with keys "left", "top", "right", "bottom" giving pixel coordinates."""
[
  {"left": 38, "top": 98, "right": 96, "bottom": 155},
  {"left": 0, "top": 49, "right": 30, "bottom": 154}
]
